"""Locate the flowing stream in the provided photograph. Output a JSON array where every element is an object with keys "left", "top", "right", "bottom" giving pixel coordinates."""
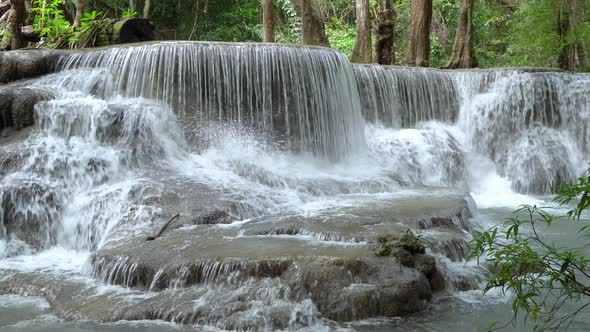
[{"left": 0, "top": 42, "right": 589, "bottom": 331}]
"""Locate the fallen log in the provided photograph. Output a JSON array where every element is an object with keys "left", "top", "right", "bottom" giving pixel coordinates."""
[
  {"left": 21, "top": 25, "right": 39, "bottom": 43},
  {"left": 112, "top": 17, "right": 155, "bottom": 44},
  {"left": 46, "top": 17, "right": 155, "bottom": 49},
  {"left": 2, "top": 17, "right": 155, "bottom": 50}
]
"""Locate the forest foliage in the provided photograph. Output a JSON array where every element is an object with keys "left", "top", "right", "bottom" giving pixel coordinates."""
[
  {"left": 130, "top": 0, "right": 589, "bottom": 70},
  {"left": 1, "top": 0, "right": 589, "bottom": 70}
]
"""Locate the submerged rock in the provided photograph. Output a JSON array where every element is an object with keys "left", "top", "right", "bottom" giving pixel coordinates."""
[
  {"left": 85, "top": 191, "right": 475, "bottom": 325},
  {"left": 0, "top": 189, "right": 479, "bottom": 328},
  {"left": 286, "top": 257, "right": 431, "bottom": 321}
]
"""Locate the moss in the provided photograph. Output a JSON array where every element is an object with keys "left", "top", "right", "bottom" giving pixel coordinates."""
[{"left": 112, "top": 18, "right": 131, "bottom": 42}]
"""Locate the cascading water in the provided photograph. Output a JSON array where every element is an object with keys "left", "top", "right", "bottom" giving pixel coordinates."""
[
  {"left": 355, "top": 65, "right": 590, "bottom": 195},
  {"left": 56, "top": 42, "right": 367, "bottom": 160},
  {"left": 354, "top": 65, "right": 460, "bottom": 127},
  {"left": 458, "top": 71, "right": 590, "bottom": 194},
  {"left": 0, "top": 42, "right": 589, "bottom": 331}
]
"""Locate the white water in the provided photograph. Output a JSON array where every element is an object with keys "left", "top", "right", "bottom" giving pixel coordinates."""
[{"left": 0, "top": 43, "right": 589, "bottom": 331}]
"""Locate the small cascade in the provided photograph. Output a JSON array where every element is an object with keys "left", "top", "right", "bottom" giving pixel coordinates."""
[
  {"left": 460, "top": 71, "right": 590, "bottom": 194},
  {"left": 0, "top": 86, "right": 186, "bottom": 254},
  {"left": 56, "top": 42, "right": 366, "bottom": 160},
  {"left": 355, "top": 65, "right": 590, "bottom": 195},
  {"left": 0, "top": 176, "right": 62, "bottom": 253},
  {"left": 353, "top": 65, "right": 460, "bottom": 127},
  {"left": 366, "top": 123, "right": 466, "bottom": 187}
]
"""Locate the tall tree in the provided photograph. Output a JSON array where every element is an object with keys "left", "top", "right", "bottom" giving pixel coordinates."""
[
  {"left": 262, "top": 0, "right": 275, "bottom": 42},
  {"left": 128, "top": 0, "right": 136, "bottom": 12},
  {"left": 375, "top": 0, "right": 395, "bottom": 65},
  {"left": 403, "top": 0, "right": 432, "bottom": 67},
  {"left": 73, "top": 0, "right": 88, "bottom": 29},
  {"left": 351, "top": 0, "right": 372, "bottom": 63},
  {"left": 294, "top": 0, "right": 330, "bottom": 47},
  {"left": 558, "top": 0, "right": 585, "bottom": 71},
  {"left": 143, "top": 0, "right": 151, "bottom": 18},
  {"left": 1, "top": 0, "right": 25, "bottom": 50},
  {"left": 445, "top": 0, "right": 476, "bottom": 68}
]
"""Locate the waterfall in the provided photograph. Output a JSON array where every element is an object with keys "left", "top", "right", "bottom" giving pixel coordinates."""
[
  {"left": 55, "top": 42, "right": 367, "bottom": 160},
  {"left": 354, "top": 66, "right": 590, "bottom": 194},
  {"left": 1, "top": 41, "right": 590, "bottom": 331},
  {"left": 353, "top": 65, "right": 460, "bottom": 127},
  {"left": 459, "top": 71, "right": 590, "bottom": 194}
]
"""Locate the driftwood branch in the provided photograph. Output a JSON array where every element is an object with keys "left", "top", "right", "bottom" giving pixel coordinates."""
[
  {"left": 0, "top": 7, "right": 9, "bottom": 24},
  {"left": 0, "top": 2, "right": 9, "bottom": 16},
  {"left": 0, "top": 1, "right": 9, "bottom": 29},
  {"left": 146, "top": 213, "right": 180, "bottom": 241}
]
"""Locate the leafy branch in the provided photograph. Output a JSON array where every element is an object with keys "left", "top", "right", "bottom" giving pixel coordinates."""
[{"left": 471, "top": 168, "right": 590, "bottom": 331}]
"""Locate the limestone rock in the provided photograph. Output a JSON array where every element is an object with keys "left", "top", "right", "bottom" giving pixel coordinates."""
[
  {"left": 0, "top": 86, "right": 52, "bottom": 131},
  {"left": 0, "top": 49, "right": 67, "bottom": 84},
  {"left": 285, "top": 256, "right": 432, "bottom": 321},
  {"left": 0, "top": 180, "right": 62, "bottom": 252}
]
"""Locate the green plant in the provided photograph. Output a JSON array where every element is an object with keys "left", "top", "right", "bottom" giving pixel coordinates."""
[
  {"left": 506, "top": 0, "right": 561, "bottom": 68},
  {"left": 374, "top": 243, "right": 394, "bottom": 256},
  {"left": 275, "top": 0, "right": 301, "bottom": 43},
  {"left": 401, "top": 229, "right": 426, "bottom": 252},
  {"left": 30, "top": 0, "right": 103, "bottom": 48},
  {"left": 327, "top": 17, "right": 356, "bottom": 57},
  {"left": 0, "top": 27, "right": 13, "bottom": 38},
  {"left": 122, "top": 8, "right": 138, "bottom": 19},
  {"left": 373, "top": 229, "right": 426, "bottom": 257},
  {"left": 81, "top": 10, "right": 102, "bottom": 23},
  {"left": 471, "top": 168, "right": 590, "bottom": 331},
  {"left": 31, "top": 0, "right": 72, "bottom": 40}
]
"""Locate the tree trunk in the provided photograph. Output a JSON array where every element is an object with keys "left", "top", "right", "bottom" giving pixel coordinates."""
[
  {"left": 1, "top": 0, "right": 25, "bottom": 50},
  {"left": 351, "top": 0, "right": 372, "bottom": 63},
  {"left": 294, "top": 0, "right": 330, "bottom": 47},
  {"left": 143, "top": 0, "right": 151, "bottom": 18},
  {"left": 73, "top": 0, "right": 88, "bottom": 29},
  {"left": 403, "top": 0, "right": 432, "bottom": 67},
  {"left": 558, "top": 0, "right": 585, "bottom": 71},
  {"left": 262, "top": 0, "right": 275, "bottom": 43},
  {"left": 444, "top": 0, "right": 476, "bottom": 69},
  {"left": 188, "top": 0, "right": 200, "bottom": 40},
  {"left": 375, "top": 0, "right": 395, "bottom": 65},
  {"left": 129, "top": 0, "right": 136, "bottom": 12}
]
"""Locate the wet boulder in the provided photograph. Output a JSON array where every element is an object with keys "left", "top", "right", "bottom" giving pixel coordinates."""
[
  {"left": 0, "top": 127, "right": 31, "bottom": 177},
  {"left": 0, "top": 86, "right": 52, "bottom": 131},
  {"left": 373, "top": 231, "right": 446, "bottom": 292},
  {"left": 286, "top": 256, "right": 432, "bottom": 321},
  {"left": 0, "top": 180, "right": 63, "bottom": 252}
]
